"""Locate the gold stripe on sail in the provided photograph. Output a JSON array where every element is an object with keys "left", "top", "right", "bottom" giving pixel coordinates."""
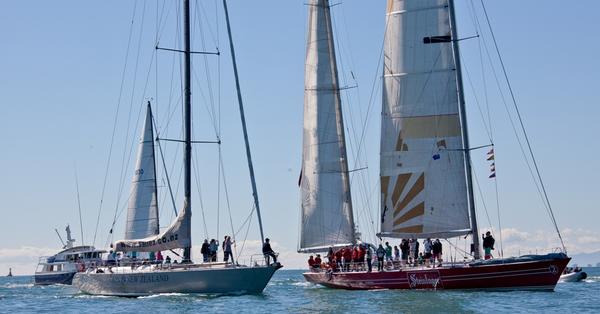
[
  {"left": 381, "top": 176, "right": 390, "bottom": 203},
  {"left": 393, "top": 173, "right": 424, "bottom": 216},
  {"left": 394, "top": 202, "right": 425, "bottom": 226},
  {"left": 391, "top": 173, "right": 411, "bottom": 206},
  {"left": 393, "top": 225, "right": 424, "bottom": 234}
]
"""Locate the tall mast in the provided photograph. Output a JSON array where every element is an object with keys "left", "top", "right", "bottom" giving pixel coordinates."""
[
  {"left": 222, "top": 0, "right": 265, "bottom": 245},
  {"left": 182, "top": 0, "right": 192, "bottom": 262},
  {"left": 323, "top": 0, "right": 356, "bottom": 241},
  {"left": 448, "top": 0, "right": 480, "bottom": 259}
]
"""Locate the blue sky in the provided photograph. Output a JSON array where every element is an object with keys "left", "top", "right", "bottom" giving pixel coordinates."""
[{"left": 1, "top": 0, "right": 599, "bottom": 273}]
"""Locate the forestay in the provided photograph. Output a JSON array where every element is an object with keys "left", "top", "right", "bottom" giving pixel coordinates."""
[
  {"left": 298, "top": 0, "right": 355, "bottom": 253},
  {"left": 379, "top": 0, "right": 471, "bottom": 239},
  {"left": 124, "top": 104, "right": 160, "bottom": 240}
]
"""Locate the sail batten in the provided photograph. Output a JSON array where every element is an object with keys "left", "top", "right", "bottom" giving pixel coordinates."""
[
  {"left": 379, "top": 0, "right": 471, "bottom": 238},
  {"left": 299, "top": 0, "right": 355, "bottom": 252},
  {"left": 124, "top": 104, "right": 160, "bottom": 240}
]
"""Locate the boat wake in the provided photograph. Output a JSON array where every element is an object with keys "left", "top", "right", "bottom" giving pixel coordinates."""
[
  {"left": 138, "top": 293, "right": 189, "bottom": 299},
  {"left": 3, "top": 283, "right": 34, "bottom": 289},
  {"left": 73, "top": 294, "right": 114, "bottom": 299},
  {"left": 584, "top": 276, "right": 600, "bottom": 283}
]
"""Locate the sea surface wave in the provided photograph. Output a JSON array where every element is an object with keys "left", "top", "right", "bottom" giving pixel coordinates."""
[{"left": 1, "top": 268, "right": 599, "bottom": 313}]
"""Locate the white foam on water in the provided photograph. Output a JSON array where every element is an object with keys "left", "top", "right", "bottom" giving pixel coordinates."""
[
  {"left": 3, "top": 283, "right": 33, "bottom": 289},
  {"left": 291, "top": 281, "right": 313, "bottom": 287},
  {"left": 72, "top": 294, "right": 114, "bottom": 299},
  {"left": 138, "top": 293, "right": 188, "bottom": 299}
]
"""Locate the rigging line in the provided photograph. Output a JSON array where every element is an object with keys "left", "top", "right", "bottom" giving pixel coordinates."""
[
  {"left": 154, "top": 118, "right": 178, "bottom": 216},
  {"left": 467, "top": 0, "right": 493, "bottom": 141},
  {"left": 479, "top": 0, "right": 565, "bottom": 251},
  {"left": 236, "top": 203, "right": 255, "bottom": 261},
  {"left": 233, "top": 203, "right": 254, "bottom": 238},
  {"left": 110, "top": 0, "right": 150, "bottom": 240},
  {"left": 155, "top": 0, "right": 172, "bottom": 44},
  {"left": 93, "top": 1, "right": 138, "bottom": 246},
  {"left": 196, "top": 0, "right": 219, "bottom": 49},
  {"left": 191, "top": 67, "right": 219, "bottom": 135},
  {"left": 113, "top": 57, "right": 160, "bottom": 242},
  {"left": 473, "top": 6, "right": 548, "bottom": 216},
  {"left": 491, "top": 154, "right": 504, "bottom": 258},
  {"left": 74, "top": 165, "right": 84, "bottom": 246},
  {"left": 218, "top": 144, "right": 238, "bottom": 255},
  {"left": 462, "top": 62, "right": 493, "bottom": 142},
  {"left": 191, "top": 148, "right": 209, "bottom": 239},
  {"left": 471, "top": 161, "right": 494, "bottom": 236},
  {"left": 192, "top": 0, "right": 219, "bottom": 133}
]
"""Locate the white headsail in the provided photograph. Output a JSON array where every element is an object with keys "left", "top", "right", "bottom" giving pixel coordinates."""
[
  {"left": 379, "top": 0, "right": 471, "bottom": 238},
  {"left": 124, "top": 104, "right": 160, "bottom": 240},
  {"left": 298, "top": 0, "right": 355, "bottom": 253},
  {"left": 115, "top": 104, "right": 192, "bottom": 252}
]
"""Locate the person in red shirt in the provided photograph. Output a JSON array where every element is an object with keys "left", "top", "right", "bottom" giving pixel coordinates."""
[
  {"left": 329, "top": 257, "right": 338, "bottom": 272},
  {"left": 351, "top": 247, "right": 359, "bottom": 271},
  {"left": 358, "top": 245, "right": 366, "bottom": 271},
  {"left": 343, "top": 248, "right": 352, "bottom": 272},
  {"left": 314, "top": 254, "right": 322, "bottom": 268},
  {"left": 335, "top": 249, "right": 343, "bottom": 269},
  {"left": 308, "top": 255, "right": 316, "bottom": 268}
]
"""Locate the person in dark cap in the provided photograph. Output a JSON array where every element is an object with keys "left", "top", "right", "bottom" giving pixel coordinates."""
[{"left": 262, "top": 238, "right": 278, "bottom": 264}]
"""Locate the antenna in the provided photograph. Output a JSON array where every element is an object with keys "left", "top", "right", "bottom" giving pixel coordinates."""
[
  {"left": 74, "top": 166, "right": 85, "bottom": 246},
  {"left": 54, "top": 228, "right": 66, "bottom": 248}
]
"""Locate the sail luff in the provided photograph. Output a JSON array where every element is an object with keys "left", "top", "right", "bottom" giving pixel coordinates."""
[
  {"left": 379, "top": 0, "right": 471, "bottom": 239},
  {"left": 299, "top": 0, "right": 355, "bottom": 252}
]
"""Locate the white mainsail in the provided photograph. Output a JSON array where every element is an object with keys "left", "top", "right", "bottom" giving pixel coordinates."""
[
  {"left": 379, "top": 0, "right": 471, "bottom": 238},
  {"left": 298, "top": 0, "right": 355, "bottom": 253},
  {"left": 124, "top": 104, "right": 160, "bottom": 240}
]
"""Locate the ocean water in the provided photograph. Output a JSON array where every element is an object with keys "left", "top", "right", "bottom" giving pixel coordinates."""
[{"left": 1, "top": 268, "right": 599, "bottom": 313}]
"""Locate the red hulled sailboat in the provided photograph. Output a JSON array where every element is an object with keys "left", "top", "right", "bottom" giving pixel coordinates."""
[{"left": 298, "top": 0, "right": 569, "bottom": 291}]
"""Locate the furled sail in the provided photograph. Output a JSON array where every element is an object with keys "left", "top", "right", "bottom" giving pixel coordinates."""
[
  {"left": 124, "top": 104, "right": 160, "bottom": 239},
  {"left": 115, "top": 201, "right": 191, "bottom": 252},
  {"left": 298, "top": 0, "right": 355, "bottom": 253},
  {"left": 379, "top": 0, "right": 471, "bottom": 238}
]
